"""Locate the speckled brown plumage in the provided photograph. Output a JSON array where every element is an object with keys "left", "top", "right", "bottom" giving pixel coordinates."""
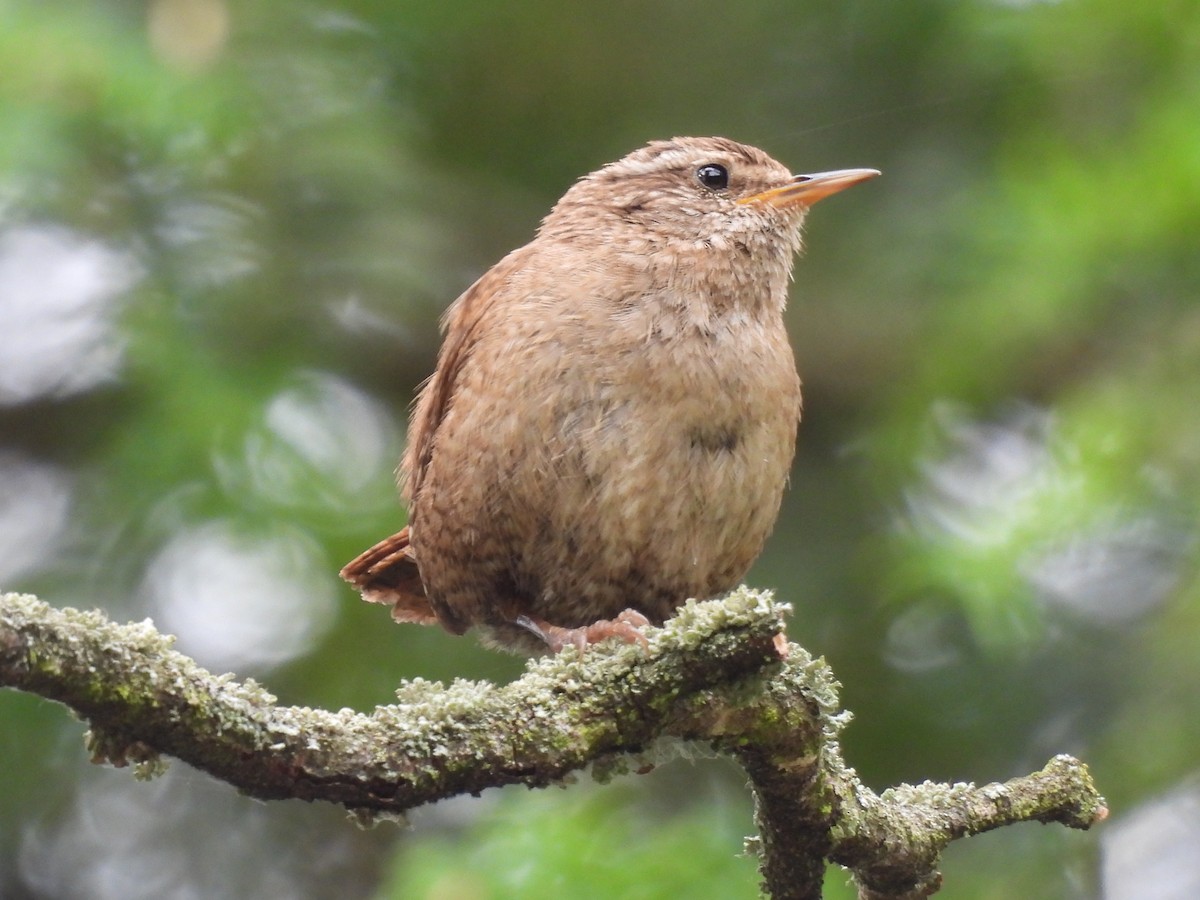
[{"left": 341, "top": 137, "right": 877, "bottom": 652}]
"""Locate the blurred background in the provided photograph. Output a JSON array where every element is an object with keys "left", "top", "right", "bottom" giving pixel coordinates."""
[{"left": 1, "top": 0, "right": 1197, "bottom": 897}]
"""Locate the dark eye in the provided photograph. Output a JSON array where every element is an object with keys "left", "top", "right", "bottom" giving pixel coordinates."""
[{"left": 696, "top": 164, "right": 729, "bottom": 190}]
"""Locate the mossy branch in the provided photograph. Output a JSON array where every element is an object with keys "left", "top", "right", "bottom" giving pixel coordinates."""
[{"left": 0, "top": 589, "right": 1105, "bottom": 898}]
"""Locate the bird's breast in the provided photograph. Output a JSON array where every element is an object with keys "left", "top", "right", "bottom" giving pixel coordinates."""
[{"left": 560, "top": 302, "right": 801, "bottom": 524}]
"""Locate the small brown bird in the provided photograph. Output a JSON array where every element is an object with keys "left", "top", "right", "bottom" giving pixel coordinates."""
[{"left": 342, "top": 137, "right": 877, "bottom": 652}]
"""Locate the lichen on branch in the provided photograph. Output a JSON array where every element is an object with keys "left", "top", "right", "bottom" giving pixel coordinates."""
[{"left": 0, "top": 589, "right": 1105, "bottom": 899}]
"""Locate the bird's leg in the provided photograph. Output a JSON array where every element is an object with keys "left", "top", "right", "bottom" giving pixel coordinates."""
[{"left": 515, "top": 609, "right": 651, "bottom": 653}]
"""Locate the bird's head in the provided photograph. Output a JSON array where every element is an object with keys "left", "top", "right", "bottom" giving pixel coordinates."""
[{"left": 541, "top": 136, "right": 878, "bottom": 257}]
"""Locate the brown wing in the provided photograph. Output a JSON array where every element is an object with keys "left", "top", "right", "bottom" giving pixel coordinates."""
[
  {"left": 339, "top": 526, "right": 439, "bottom": 625},
  {"left": 401, "top": 246, "right": 533, "bottom": 503},
  {"left": 343, "top": 246, "right": 534, "bottom": 631}
]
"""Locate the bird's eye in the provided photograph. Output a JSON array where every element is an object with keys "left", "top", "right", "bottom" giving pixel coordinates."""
[{"left": 696, "top": 164, "right": 729, "bottom": 190}]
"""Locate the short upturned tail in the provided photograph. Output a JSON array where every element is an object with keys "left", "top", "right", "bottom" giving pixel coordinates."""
[{"left": 339, "top": 526, "right": 440, "bottom": 625}]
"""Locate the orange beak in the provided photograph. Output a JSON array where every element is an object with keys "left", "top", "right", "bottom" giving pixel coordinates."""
[{"left": 739, "top": 168, "right": 880, "bottom": 209}]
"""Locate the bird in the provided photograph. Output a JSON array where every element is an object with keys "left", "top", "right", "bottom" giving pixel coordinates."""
[{"left": 341, "top": 137, "right": 878, "bottom": 653}]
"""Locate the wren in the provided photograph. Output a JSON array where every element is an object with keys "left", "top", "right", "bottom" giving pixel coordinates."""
[{"left": 341, "top": 137, "right": 878, "bottom": 652}]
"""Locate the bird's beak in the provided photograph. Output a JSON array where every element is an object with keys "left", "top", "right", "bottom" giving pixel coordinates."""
[{"left": 739, "top": 168, "right": 880, "bottom": 209}]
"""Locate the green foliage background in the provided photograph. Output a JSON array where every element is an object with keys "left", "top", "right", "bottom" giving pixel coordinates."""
[{"left": 1, "top": 0, "right": 1197, "bottom": 897}]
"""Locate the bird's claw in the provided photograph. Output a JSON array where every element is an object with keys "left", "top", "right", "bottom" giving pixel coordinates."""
[{"left": 515, "top": 608, "right": 651, "bottom": 653}]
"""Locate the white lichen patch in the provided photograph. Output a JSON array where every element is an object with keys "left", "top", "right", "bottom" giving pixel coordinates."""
[
  {"left": 981, "top": 782, "right": 1009, "bottom": 802},
  {"left": 393, "top": 677, "right": 445, "bottom": 704},
  {"left": 132, "top": 754, "right": 170, "bottom": 781},
  {"left": 221, "top": 675, "right": 278, "bottom": 708},
  {"left": 347, "top": 807, "right": 411, "bottom": 830},
  {"left": 882, "top": 780, "right": 976, "bottom": 808},
  {"left": 60, "top": 602, "right": 180, "bottom": 659},
  {"left": 673, "top": 588, "right": 790, "bottom": 653}
]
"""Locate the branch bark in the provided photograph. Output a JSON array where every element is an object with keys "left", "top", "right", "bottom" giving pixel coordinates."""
[{"left": 0, "top": 589, "right": 1105, "bottom": 898}]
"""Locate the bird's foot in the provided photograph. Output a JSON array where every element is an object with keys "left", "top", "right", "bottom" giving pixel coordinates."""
[{"left": 515, "top": 609, "right": 651, "bottom": 653}]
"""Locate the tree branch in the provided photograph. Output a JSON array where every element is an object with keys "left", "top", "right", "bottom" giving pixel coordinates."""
[
  {"left": 0, "top": 589, "right": 1105, "bottom": 897},
  {"left": 827, "top": 754, "right": 1106, "bottom": 899}
]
